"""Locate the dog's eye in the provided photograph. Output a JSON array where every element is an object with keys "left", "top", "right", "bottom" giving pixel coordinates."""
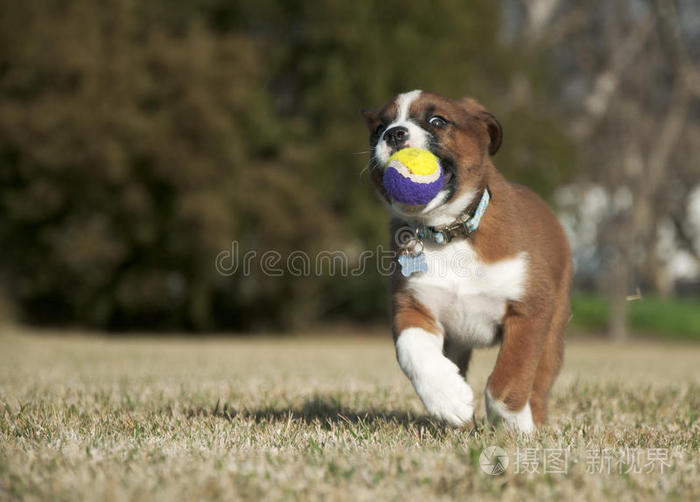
[
  {"left": 428, "top": 116, "right": 447, "bottom": 128},
  {"left": 374, "top": 124, "right": 386, "bottom": 135}
]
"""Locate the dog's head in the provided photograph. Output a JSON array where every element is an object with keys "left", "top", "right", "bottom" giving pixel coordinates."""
[{"left": 362, "top": 90, "right": 502, "bottom": 225}]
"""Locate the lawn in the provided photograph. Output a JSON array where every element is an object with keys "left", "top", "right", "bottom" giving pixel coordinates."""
[
  {"left": 0, "top": 326, "right": 698, "bottom": 501},
  {"left": 571, "top": 293, "right": 700, "bottom": 341}
]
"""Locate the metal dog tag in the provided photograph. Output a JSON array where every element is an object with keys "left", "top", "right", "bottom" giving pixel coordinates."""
[{"left": 398, "top": 252, "right": 427, "bottom": 277}]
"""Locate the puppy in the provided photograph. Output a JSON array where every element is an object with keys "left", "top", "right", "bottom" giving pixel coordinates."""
[{"left": 362, "top": 90, "right": 572, "bottom": 431}]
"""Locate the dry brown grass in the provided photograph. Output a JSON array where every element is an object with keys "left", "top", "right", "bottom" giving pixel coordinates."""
[{"left": 1, "top": 326, "right": 699, "bottom": 501}]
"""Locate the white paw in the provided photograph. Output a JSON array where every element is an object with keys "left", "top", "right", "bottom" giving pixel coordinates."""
[
  {"left": 484, "top": 388, "right": 534, "bottom": 433},
  {"left": 396, "top": 328, "right": 474, "bottom": 427},
  {"left": 413, "top": 366, "right": 474, "bottom": 426}
]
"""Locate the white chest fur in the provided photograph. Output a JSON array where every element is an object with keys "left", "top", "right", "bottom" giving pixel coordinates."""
[{"left": 405, "top": 240, "right": 528, "bottom": 347}]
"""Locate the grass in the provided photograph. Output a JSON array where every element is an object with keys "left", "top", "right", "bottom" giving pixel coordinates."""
[
  {"left": 0, "top": 326, "right": 699, "bottom": 501},
  {"left": 571, "top": 293, "right": 700, "bottom": 340}
]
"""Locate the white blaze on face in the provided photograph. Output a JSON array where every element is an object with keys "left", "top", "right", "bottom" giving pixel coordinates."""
[
  {"left": 373, "top": 90, "right": 475, "bottom": 226},
  {"left": 374, "top": 90, "right": 430, "bottom": 166}
]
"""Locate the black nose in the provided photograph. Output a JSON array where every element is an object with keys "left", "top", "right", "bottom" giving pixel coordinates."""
[{"left": 383, "top": 126, "right": 409, "bottom": 149}]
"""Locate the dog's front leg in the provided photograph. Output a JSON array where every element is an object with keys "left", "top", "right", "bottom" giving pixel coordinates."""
[
  {"left": 394, "top": 322, "right": 475, "bottom": 427},
  {"left": 485, "top": 310, "right": 549, "bottom": 433}
]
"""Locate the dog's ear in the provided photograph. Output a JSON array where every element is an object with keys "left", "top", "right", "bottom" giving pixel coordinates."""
[
  {"left": 458, "top": 98, "right": 503, "bottom": 156},
  {"left": 360, "top": 108, "right": 378, "bottom": 130},
  {"left": 481, "top": 112, "right": 503, "bottom": 156}
]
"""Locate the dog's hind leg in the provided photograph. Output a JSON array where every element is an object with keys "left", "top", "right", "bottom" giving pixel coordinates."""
[{"left": 443, "top": 336, "right": 472, "bottom": 378}]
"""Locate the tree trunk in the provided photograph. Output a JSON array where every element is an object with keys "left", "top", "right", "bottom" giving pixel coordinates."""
[{"left": 608, "top": 256, "right": 629, "bottom": 341}]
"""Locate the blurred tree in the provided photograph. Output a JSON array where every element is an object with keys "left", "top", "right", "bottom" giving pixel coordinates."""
[{"left": 0, "top": 0, "right": 573, "bottom": 331}]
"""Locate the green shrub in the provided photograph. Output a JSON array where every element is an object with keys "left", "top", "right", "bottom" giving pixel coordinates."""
[{"left": 571, "top": 293, "right": 700, "bottom": 340}]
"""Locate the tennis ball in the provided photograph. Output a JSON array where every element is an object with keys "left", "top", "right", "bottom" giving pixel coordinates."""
[{"left": 382, "top": 148, "right": 443, "bottom": 205}]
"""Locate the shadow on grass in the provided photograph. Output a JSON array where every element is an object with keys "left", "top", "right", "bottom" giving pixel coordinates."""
[{"left": 181, "top": 395, "right": 455, "bottom": 432}]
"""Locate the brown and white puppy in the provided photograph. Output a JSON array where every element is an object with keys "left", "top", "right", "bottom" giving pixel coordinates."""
[{"left": 362, "top": 90, "right": 572, "bottom": 431}]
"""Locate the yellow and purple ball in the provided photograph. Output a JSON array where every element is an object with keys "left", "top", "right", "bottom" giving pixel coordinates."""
[{"left": 382, "top": 148, "right": 444, "bottom": 205}]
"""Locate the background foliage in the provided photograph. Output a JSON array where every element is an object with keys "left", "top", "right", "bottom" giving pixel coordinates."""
[{"left": 0, "top": 0, "right": 573, "bottom": 330}]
